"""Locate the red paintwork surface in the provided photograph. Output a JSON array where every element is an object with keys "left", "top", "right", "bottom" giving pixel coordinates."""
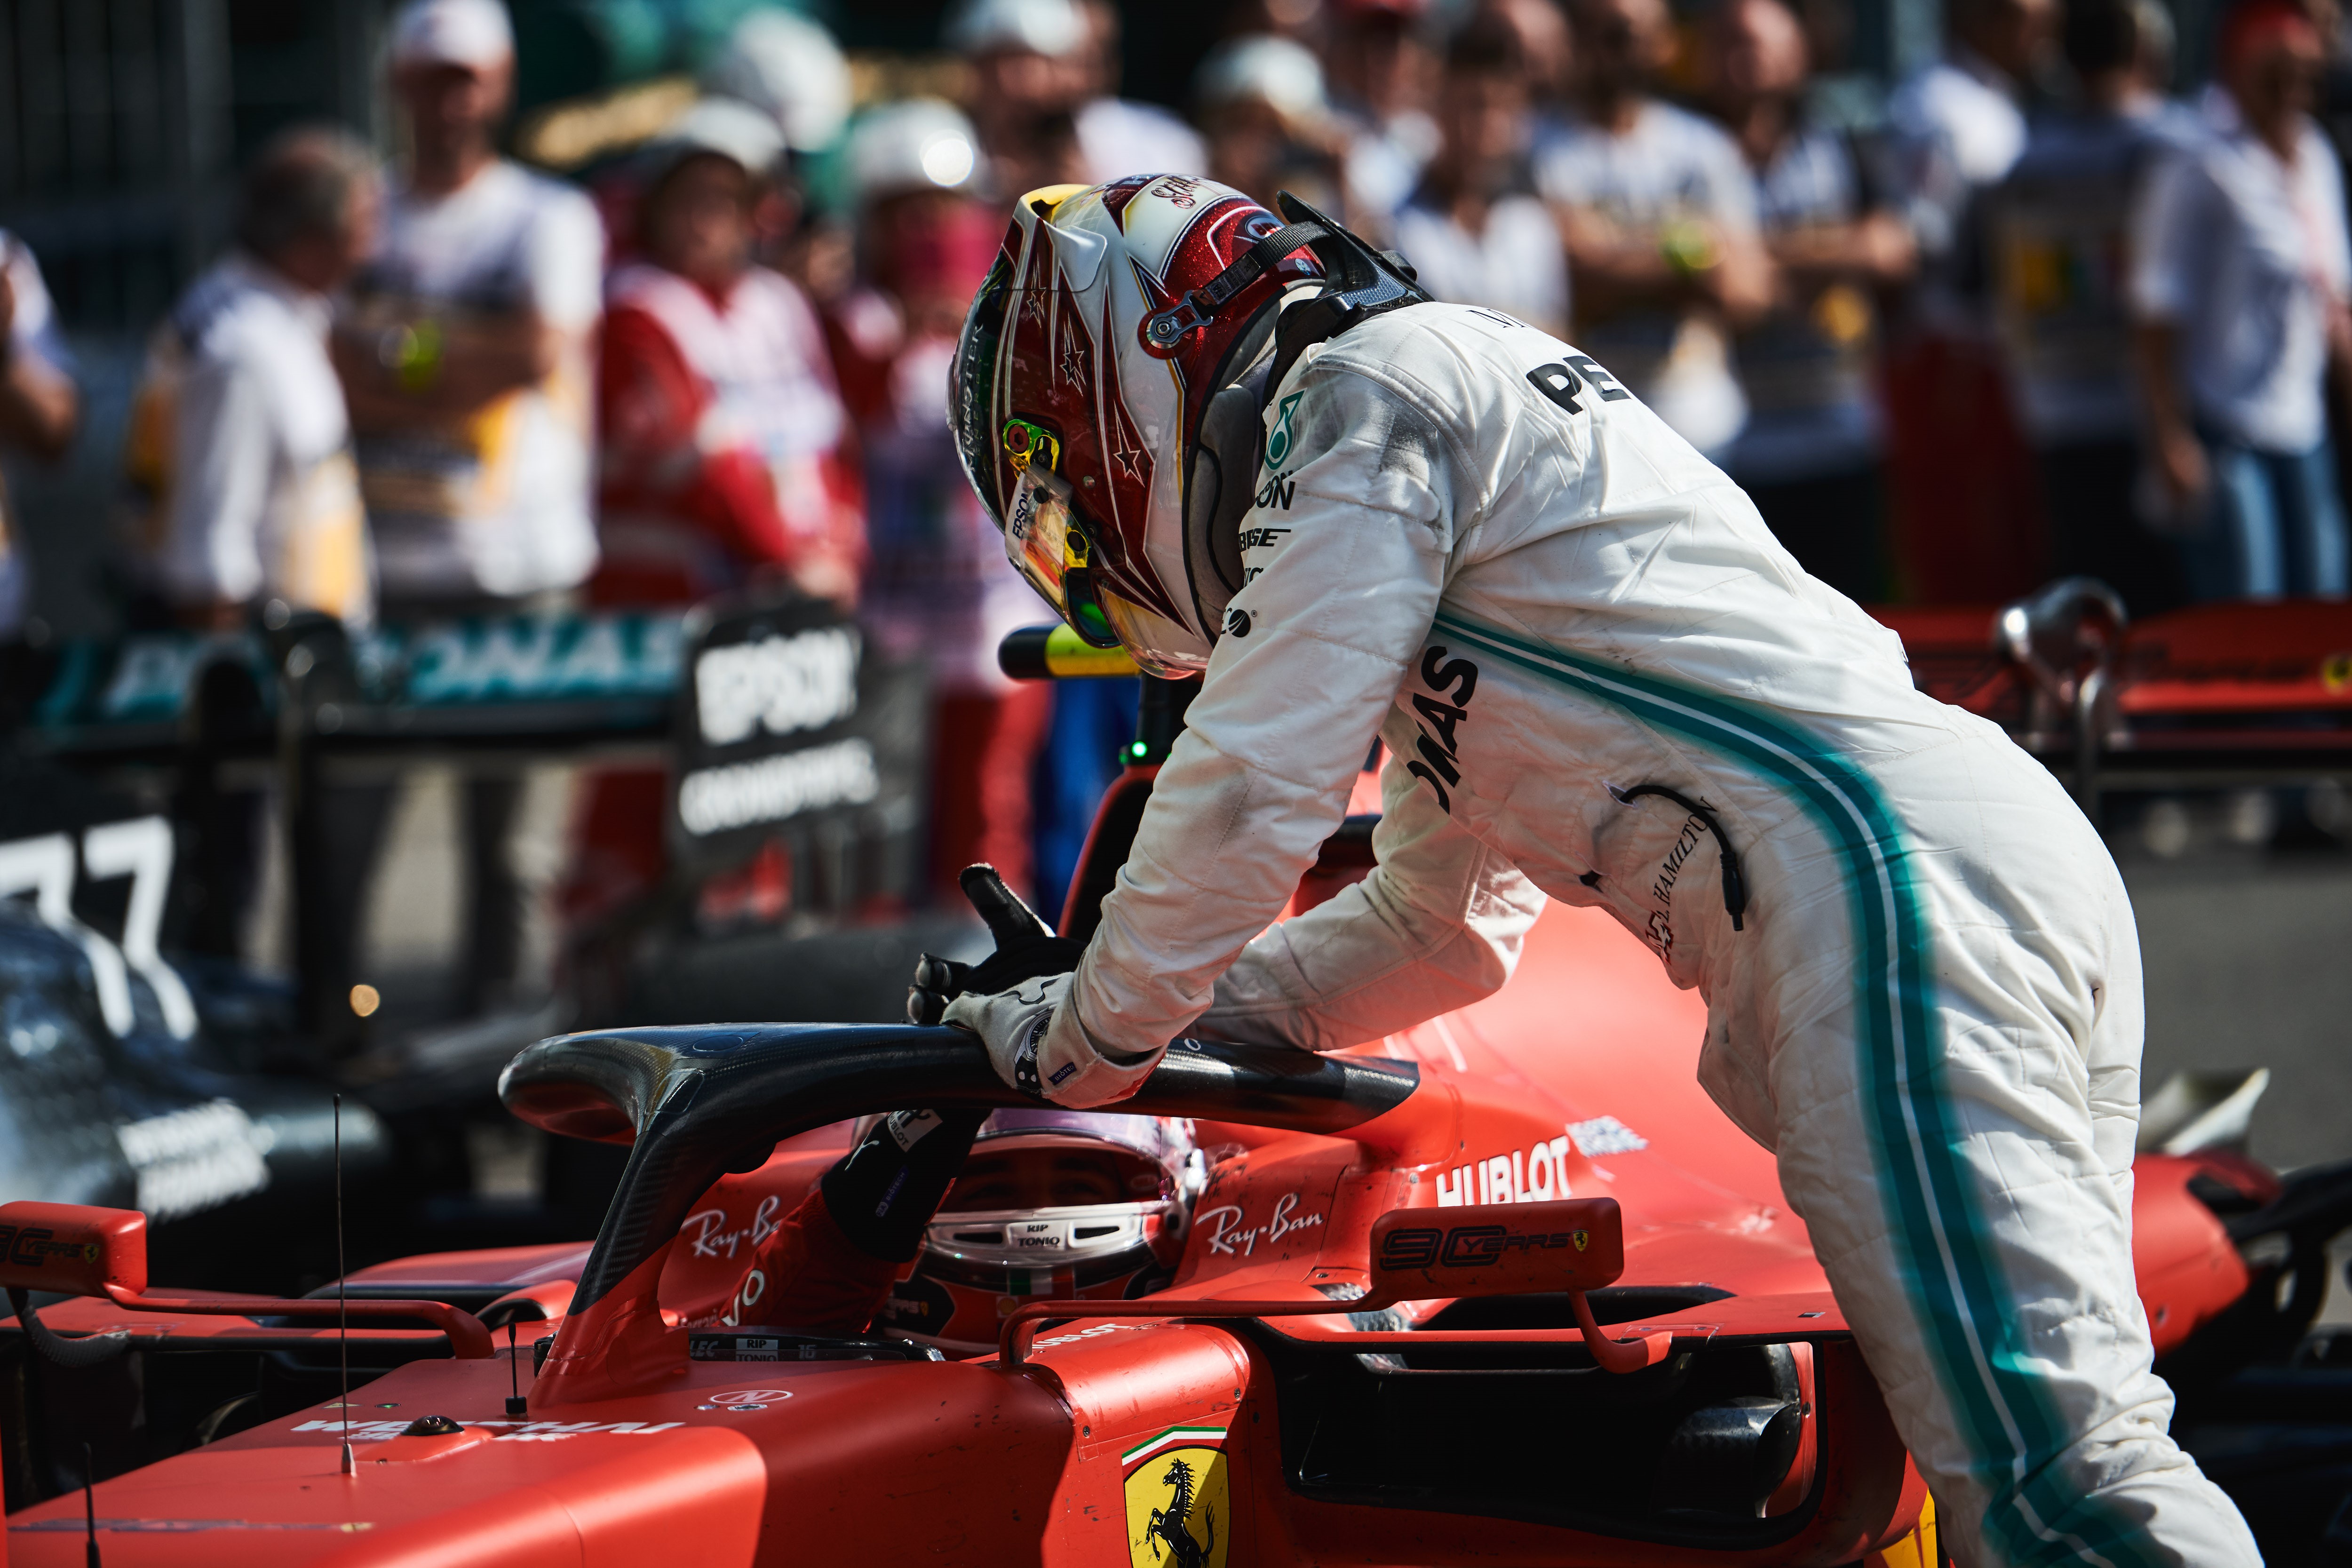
[
  {"left": 6, "top": 897, "right": 2252, "bottom": 1563},
  {"left": 2134, "top": 1154, "right": 2257, "bottom": 1358},
  {"left": 2121, "top": 600, "right": 2352, "bottom": 716}
]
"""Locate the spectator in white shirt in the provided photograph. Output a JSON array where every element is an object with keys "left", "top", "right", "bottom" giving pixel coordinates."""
[
  {"left": 1539, "top": 0, "right": 1773, "bottom": 456},
  {"left": 331, "top": 0, "right": 606, "bottom": 1016},
  {"left": 128, "top": 127, "right": 379, "bottom": 630},
  {"left": 1391, "top": 14, "right": 1570, "bottom": 337},
  {"left": 120, "top": 127, "right": 380, "bottom": 989},
  {"left": 0, "top": 231, "right": 79, "bottom": 638},
  {"left": 2132, "top": 0, "right": 2352, "bottom": 601},
  {"left": 1703, "top": 0, "right": 1915, "bottom": 599},
  {"left": 335, "top": 0, "right": 604, "bottom": 614}
]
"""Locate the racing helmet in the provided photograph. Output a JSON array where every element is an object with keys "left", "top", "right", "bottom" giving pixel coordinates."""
[
  {"left": 949, "top": 175, "right": 1327, "bottom": 675},
  {"left": 875, "top": 1109, "right": 1204, "bottom": 1355}
]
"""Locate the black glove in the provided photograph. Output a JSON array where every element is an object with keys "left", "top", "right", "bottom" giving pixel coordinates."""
[
  {"left": 906, "top": 864, "right": 1086, "bottom": 1026},
  {"left": 820, "top": 1107, "right": 990, "bottom": 1261}
]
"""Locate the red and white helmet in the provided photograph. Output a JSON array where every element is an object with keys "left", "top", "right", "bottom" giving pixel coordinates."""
[{"left": 950, "top": 176, "right": 1326, "bottom": 675}]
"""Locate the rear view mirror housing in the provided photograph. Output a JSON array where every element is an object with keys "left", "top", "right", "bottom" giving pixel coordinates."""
[
  {"left": 0, "top": 1202, "right": 149, "bottom": 1299},
  {"left": 1368, "top": 1199, "right": 1625, "bottom": 1301}
]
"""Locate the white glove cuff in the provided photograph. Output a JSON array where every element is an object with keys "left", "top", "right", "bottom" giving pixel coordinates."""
[{"left": 1035, "top": 999, "right": 1164, "bottom": 1107}]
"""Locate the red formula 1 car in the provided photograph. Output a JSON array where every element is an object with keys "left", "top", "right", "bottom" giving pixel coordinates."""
[{"left": 2, "top": 596, "right": 2348, "bottom": 1566}]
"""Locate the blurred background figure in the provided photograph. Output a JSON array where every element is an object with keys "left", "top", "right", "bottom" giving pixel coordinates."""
[
  {"left": 117, "top": 127, "right": 379, "bottom": 971},
  {"left": 831, "top": 99, "right": 1051, "bottom": 904},
  {"left": 697, "top": 8, "right": 857, "bottom": 289},
  {"left": 566, "top": 100, "right": 862, "bottom": 950},
  {"left": 700, "top": 10, "right": 857, "bottom": 172},
  {"left": 1479, "top": 0, "right": 1580, "bottom": 137},
  {"left": 594, "top": 101, "right": 861, "bottom": 610},
  {"left": 126, "top": 128, "right": 379, "bottom": 633},
  {"left": 1325, "top": 0, "right": 1446, "bottom": 229},
  {"left": 2132, "top": 0, "right": 2352, "bottom": 601},
  {"left": 1879, "top": 0, "right": 2057, "bottom": 600},
  {"left": 1195, "top": 36, "right": 1351, "bottom": 217},
  {"left": 1991, "top": 0, "right": 2195, "bottom": 614},
  {"left": 1392, "top": 13, "right": 1570, "bottom": 336},
  {"left": 1703, "top": 0, "right": 1914, "bottom": 599},
  {"left": 0, "top": 233, "right": 79, "bottom": 640},
  {"left": 334, "top": 0, "right": 606, "bottom": 1018},
  {"left": 1541, "top": 0, "right": 1773, "bottom": 457},
  {"left": 1072, "top": 0, "right": 1209, "bottom": 180}
]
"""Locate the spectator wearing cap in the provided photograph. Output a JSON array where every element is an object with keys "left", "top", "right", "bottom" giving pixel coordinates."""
[
  {"left": 330, "top": 0, "right": 606, "bottom": 1016},
  {"left": 1391, "top": 16, "right": 1570, "bottom": 337},
  {"left": 945, "top": 0, "right": 1204, "bottom": 197},
  {"left": 826, "top": 100, "right": 1055, "bottom": 904},
  {"left": 1702, "top": 0, "right": 1915, "bottom": 599},
  {"left": 595, "top": 101, "right": 862, "bottom": 610},
  {"left": 564, "top": 101, "right": 865, "bottom": 942},
  {"left": 0, "top": 230, "right": 79, "bottom": 638},
  {"left": 1876, "top": 0, "right": 2058, "bottom": 602},
  {"left": 1538, "top": 0, "right": 1773, "bottom": 457},
  {"left": 1194, "top": 35, "right": 1351, "bottom": 218},
  {"left": 1990, "top": 0, "right": 2197, "bottom": 613},
  {"left": 946, "top": 0, "right": 1093, "bottom": 195},
  {"left": 2131, "top": 0, "right": 2352, "bottom": 601},
  {"left": 700, "top": 9, "right": 854, "bottom": 164},
  {"left": 1071, "top": 0, "right": 1210, "bottom": 182},
  {"left": 119, "top": 127, "right": 380, "bottom": 982},
  {"left": 1325, "top": 0, "right": 1445, "bottom": 228}
]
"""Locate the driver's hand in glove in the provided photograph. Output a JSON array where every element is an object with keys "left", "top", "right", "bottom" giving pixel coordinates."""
[
  {"left": 913, "top": 865, "right": 1163, "bottom": 1107},
  {"left": 906, "top": 864, "right": 1084, "bottom": 1026}
]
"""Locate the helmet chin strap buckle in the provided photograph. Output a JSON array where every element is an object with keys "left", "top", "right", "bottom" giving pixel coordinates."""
[{"left": 1144, "top": 293, "right": 1212, "bottom": 349}]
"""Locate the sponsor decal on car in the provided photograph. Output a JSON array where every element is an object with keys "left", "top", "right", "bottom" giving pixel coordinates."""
[
  {"left": 1123, "top": 1424, "right": 1229, "bottom": 1568},
  {"left": 1195, "top": 1189, "right": 1324, "bottom": 1257},
  {"left": 1566, "top": 1115, "right": 1648, "bottom": 1156},
  {"left": 1434, "top": 1137, "right": 1573, "bottom": 1208}
]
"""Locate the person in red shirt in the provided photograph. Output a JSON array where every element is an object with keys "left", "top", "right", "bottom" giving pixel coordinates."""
[
  {"left": 564, "top": 101, "right": 864, "bottom": 946},
  {"left": 593, "top": 99, "right": 862, "bottom": 608}
]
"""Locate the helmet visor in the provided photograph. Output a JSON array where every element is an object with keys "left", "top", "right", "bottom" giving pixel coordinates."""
[{"left": 1002, "top": 447, "right": 1122, "bottom": 650}]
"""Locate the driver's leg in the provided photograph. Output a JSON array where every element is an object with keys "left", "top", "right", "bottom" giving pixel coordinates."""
[
  {"left": 729, "top": 1109, "right": 986, "bottom": 1334},
  {"left": 1758, "top": 740, "right": 2256, "bottom": 1567}
]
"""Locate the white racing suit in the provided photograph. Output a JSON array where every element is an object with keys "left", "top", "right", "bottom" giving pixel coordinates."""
[{"left": 1045, "top": 302, "right": 2259, "bottom": 1567}]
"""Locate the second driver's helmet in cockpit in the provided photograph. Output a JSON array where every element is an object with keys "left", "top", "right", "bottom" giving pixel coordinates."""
[{"left": 874, "top": 1109, "right": 1204, "bottom": 1355}]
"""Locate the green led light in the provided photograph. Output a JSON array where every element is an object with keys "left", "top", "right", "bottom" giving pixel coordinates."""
[{"left": 1129, "top": 742, "right": 1148, "bottom": 758}]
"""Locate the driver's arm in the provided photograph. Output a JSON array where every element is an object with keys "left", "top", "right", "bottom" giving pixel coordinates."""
[
  {"left": 1058, "top": 341, "right": 1533, "bottom": 1092},
  {"left": 1196, "top": 745, "right": 1544, "bottom": 1051}
]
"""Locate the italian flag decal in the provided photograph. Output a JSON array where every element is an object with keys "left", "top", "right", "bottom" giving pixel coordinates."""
[{"left": 1120, "top": 1425, "right": 1225, "bottom": 1465}]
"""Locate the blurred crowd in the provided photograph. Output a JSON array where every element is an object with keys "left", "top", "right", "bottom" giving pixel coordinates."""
[{"left": 0, "top": 0, "right": 2348, "bottom": 1000}]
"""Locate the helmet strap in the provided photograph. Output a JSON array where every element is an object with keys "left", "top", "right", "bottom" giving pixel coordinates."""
[{"left": 1261, "top": 190, "right": 1436, "bottom": 399}]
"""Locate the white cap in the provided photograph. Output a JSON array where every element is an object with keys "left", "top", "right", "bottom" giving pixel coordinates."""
[
  {"left": 645, "top": 97, "right": 788, "bottom": 180},
  {"left": 847, "top": 99, "right": 982, "bottom": 203},
  {"left": 1195, "top": 34, "right": 1328, "bottom": 123},
  {"left": 700, "top": 11, "right": 852, "bottom": 153},
  {"left": 941, "top": 0, "right": 1088, "bottom": 57},
  {"left": 389, "top": 0, "right": 514, "bottom": 70}
]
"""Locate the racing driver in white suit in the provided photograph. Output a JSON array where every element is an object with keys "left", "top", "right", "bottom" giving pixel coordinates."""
[{"left": 936, "top": 174, "right": 2259, "bottom": 1567}]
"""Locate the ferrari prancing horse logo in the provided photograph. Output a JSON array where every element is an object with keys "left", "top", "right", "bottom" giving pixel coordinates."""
[{"left": 1122, "top": 1425, "right": 1228, "bottom": 1568}]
